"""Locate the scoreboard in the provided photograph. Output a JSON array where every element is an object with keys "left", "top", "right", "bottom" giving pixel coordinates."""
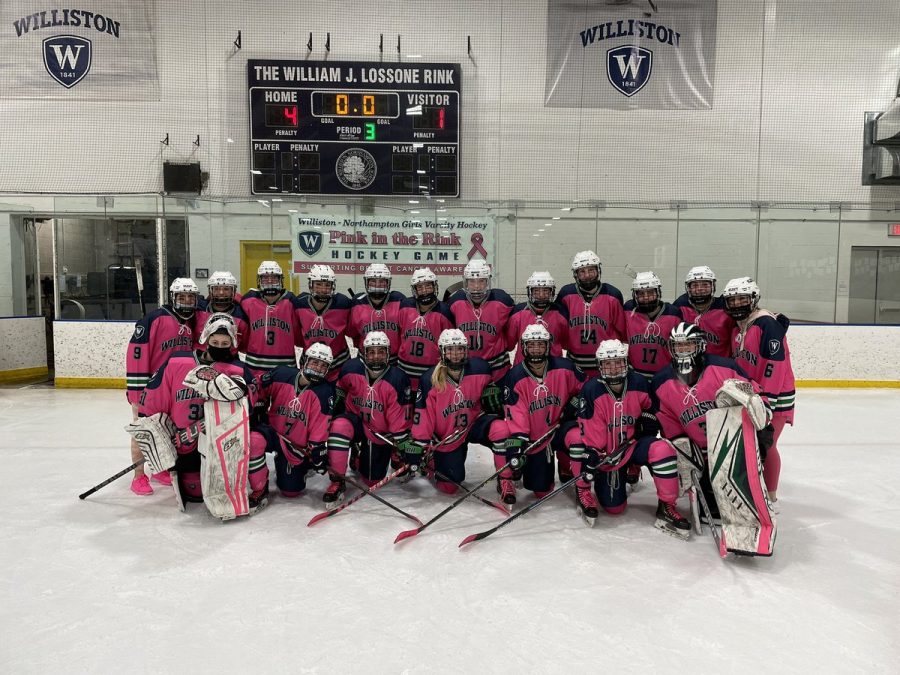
[{"left": 248, "top": 59, "right": 461, "bottom": 197}]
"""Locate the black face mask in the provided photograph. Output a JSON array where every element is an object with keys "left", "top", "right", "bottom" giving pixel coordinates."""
[
  {"left": 578, "top": 279, "right": 599, "bottom": 292},
  {"left": 417, "top": 292, "right": 437, "bottom": 305},
  {"left": 207, "top": 346, "right": 233, "bottom": 362}
]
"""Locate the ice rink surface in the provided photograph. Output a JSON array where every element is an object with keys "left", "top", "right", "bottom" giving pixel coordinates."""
[{"left": 1, "top": 386, "right": 898, "bottom": 674}]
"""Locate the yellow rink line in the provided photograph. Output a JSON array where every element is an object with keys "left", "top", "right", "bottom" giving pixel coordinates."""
[{"left": 0, "top": 366, "right": 49, "bottom": 384}]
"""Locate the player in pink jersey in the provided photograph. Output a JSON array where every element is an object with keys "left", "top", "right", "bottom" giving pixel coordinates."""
[
  {"left": 407, "top": 329, "right": 509, "bottom": 494},
  {"left": 255, "top": 343, "right": 337, "bottom": 503},
  {"left": 723, "top": 277, "right": 795, "bottom": 507},
  {"left": 651, "top": 323, "right": 773, "bottom": 519},
  {"left": 295, "top": 264, "right": 352, "bottom": 380},
  {"left": 672, "top": 265, "right": 735, "bottom": 357},
  {"left": 138, "top": 313, "right": 268, "bottom": 510},
  {"left": 125, "top": 277, "right": 200, "bottom": 495},
  {"left": 497, "top": 324, "right": 585, "bottom": 506},
  {"left": 568, "top": 340, "right": 689, "bottom": 536},
  {"left": 506, "top": 271, "right": 570, "bottom": 366},
  {"left": 555, "top": 250, "right": 626, "bottom": 377},
  {"left": 398, "top": 267, "right": 454, "bottom": 392},
  {"left": 347, "top": 263, "right": 404, "bottom": 363},
  {"left": 327, "top": 332, "right": 413, "bottom": 487},
  {"left": 623, "top": 271, "right": 683, "bottom": 380},
  {"left": 239, "top": 260, "right": 303, "bottom": 376},
  {"left": 195, "top": 271, "right": 249, "bottom": 353},
  {"left": 447, "top": 259, "right": 514, "bottom": 385}
]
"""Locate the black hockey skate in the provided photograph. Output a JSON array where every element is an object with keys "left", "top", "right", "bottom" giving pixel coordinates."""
[
  {"left": 575, "top": 484, "right": 599, "bottom": 527},
  {"left": 323, "top": 479, "right": 346, "bottom": 510},
  {"left": 248, "top": 484, "right": 270, "bottom": 516},
  {"left": 497, "top": 477, "right": 516, "bottom": 508},
  {"left": 655, "top": 500, "right": 691, "bottom": 540}
]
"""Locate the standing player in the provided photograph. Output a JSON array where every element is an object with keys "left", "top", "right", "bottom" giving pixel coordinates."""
[
  {"left": 407, "top": 329, "right": 509, "bottom": 494},
  {"left": 347, "top": 263, "right": 404, "bottom": 363},
  {"left": 447, "top": 259, "right": 514, "bottom": 387},
  {"left": 673, "top": 266, "right": 734, "bottom": 357},
  {"left": 327, "top": 332, "right": 413, "bottom": 487},
  {"left": 569, "top": 340, "right": 689, "bottom": 536},
  {"left": 255, "top": 343, "right": 337, "bottom": 503},
  {"left": 497, "top": 325, "right": 584, "bottom": 505},
  {"left": 398, "top": 267, "right": 454, "bottom": 392},
  {"left": 125, "top": 277, "right": 200, "bottom": 495},
  {"left": 623, "top": 272, "right": 683, "bottom": 380},
  {"left": 506, "top": 271, "right": 569, "bottom": 366},
  {"left": 239, "top": 261, "right": 303, "bottom": 377},
  {"left": 556, "top": 250, "right": 625, "bottom": 377},
  {"left": 295, "top": 264, "right": 352, "bottom": 380},
  {"left": 722, "top": 277, "right": 795, "bottom": 506},
  {"left": 195, "top": 271, "right": 249, "bottom": 353}
]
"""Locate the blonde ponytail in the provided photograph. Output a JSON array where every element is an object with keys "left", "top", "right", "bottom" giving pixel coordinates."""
[{"left": 431, "top": 361, "right": 449, "bottom": 393}]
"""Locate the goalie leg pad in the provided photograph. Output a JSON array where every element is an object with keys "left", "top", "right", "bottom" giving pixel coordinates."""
[
  {"left": 715, "top": 379, "right": 770, "bottom": 431},
  {"left": 125, "top": 413, "right": 177, "bottom": 475},
  {"left": 199, "top": 399, "right": 251, "bottom": 520},
  {"left": 706, "top": 406, "right": 776, "bottom": 556}
]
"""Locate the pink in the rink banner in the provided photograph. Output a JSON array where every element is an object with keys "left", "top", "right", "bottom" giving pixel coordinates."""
[{"left": 290, "top": 213, "right": 494, "bottom": 277}]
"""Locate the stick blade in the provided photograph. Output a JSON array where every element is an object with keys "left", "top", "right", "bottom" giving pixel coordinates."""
[
  {"left": 307, "top": 510, "right": 333, "bottom": 527},
  {"left": 458, "top": 532, "right": 484, "bottom": 548},
  {"left": 394, "top": 527, "right": 421, "bottom": 544}
]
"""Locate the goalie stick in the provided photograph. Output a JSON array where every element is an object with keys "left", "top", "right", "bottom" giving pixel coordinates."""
[{"left": 79, "top": 460, "right": 144, "bottom": 500}]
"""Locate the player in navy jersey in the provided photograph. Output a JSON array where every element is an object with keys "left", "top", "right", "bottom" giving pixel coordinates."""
[{"left": 347, "top": 263, "right": 404, "bottom": 363}]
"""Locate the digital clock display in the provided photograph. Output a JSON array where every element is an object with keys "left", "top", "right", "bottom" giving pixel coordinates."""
[
  {"left": 311, "top": 91, "right": 400, "bottom": 118},
  {"left": 265, "top": 104, "right": 299, "bottom": 127}
]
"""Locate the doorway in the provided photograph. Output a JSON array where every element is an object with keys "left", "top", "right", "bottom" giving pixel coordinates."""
[
  {"left": 848, "top": 246, "right": 900, "bottom": 324},
  {"left": 239, "top": 240, "right": 299, "bottom": 295}
]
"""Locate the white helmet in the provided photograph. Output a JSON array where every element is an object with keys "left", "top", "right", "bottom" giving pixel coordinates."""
[
  {"left": 463, "top": 259, "right": 492, "bottom": 303},
  {"left": 410, "top": 267, "right": 439, "bottom": 304},
  {"left": 364, "top": 263, "right": 392, "bottom": 298},
  {"left": 302, "top": 342, "right": 334, "bottom": 384},
  {"left": 722, "top": 277, "right": 760, "bottom": 321},
  {"left": 308, "top": 264, "right": 336, "bottom": 302},
  {"left": 199, "top": 312, "right": 237, "bottom": 346},
  {"left": 668, "top": 322, "right": 706, "bottom": 374},
  {"left": 207, "top": 271, "right": 238, "bottom": 310},
  {"left": 520, "top": 323, "right": 552, "bottom": 365},
  {"left": 526, "top": 271, "right": 555, "bottom": 310},
  {"left": 438, "top": 328, "right": 468, "bottom": 368},
  {"left": 257, "top": 260, "right": 284, "bottom": 296},
  {"left": 362, "top": 330, "right": 391, "bottom": 372},
  {"left": 208, "top": 271, "right": 237, "bottom": 289},
  {"left": 631, "top": 271, "right": 662, "bottom": 313},
  {"left": 684, "top": 266, "right": 716, "bottom": 304},
  {"left": 595, "top": 339, "right": 629, "bottom": 385},
  {"left": 169, "top": 277, "right": 199, "bottom": 317},
  {"left": 571, "top": 250, "right": 601, "bottom": 291}
]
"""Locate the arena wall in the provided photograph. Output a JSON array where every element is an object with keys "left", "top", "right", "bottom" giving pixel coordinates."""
[{"left": 0, "top": 316, "right": 47, "bottom": 383}]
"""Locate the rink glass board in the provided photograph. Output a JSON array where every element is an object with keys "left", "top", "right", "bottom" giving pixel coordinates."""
[{"left": 248, "top": 60, "right": 461, "bottom": 197}]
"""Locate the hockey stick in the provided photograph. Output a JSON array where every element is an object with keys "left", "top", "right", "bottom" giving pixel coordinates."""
[
  {"left": 458, "top": 473, "right": 586, "bottom": 547},
  {"left": 79, "top": 460, "right": 144, "bottom": 499},
  {"left": 307, "top": 464, "right": 415, "bottom": 526},
  {"left": 433, "top": 471, "right": 509, "bottom": 515},
  {"left": 673, "top": 439, "right": 724, "bottom": 555}
]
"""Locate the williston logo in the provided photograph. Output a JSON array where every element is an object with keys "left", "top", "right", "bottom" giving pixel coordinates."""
[
  {"left": 297, "top": 230, "right": 323, "bottom": 256},
  {"left": 43, "top": 35, "right": 92, "bottom": 88},
  {"left": 606, "top": 45, "right": 652, "bottom": 97}
]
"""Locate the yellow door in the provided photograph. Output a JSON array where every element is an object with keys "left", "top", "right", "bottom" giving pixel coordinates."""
[{"left": 239, "top": 241, "right": 300, "bottom": 295}]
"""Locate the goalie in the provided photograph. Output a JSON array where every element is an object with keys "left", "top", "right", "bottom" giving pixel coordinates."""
[
  {"left": 129, "top": 313, "right": 269, "bottom": 520},
  {"left": 650, "top": 323, "right": 777, "bottom": 557}
]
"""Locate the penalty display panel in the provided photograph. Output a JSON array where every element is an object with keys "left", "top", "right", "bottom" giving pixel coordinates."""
[{"left": 248, "top": 60, "right": 461, "bottom": 197}]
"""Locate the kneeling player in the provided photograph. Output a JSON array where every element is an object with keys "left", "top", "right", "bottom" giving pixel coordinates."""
[
  {"left": 497, "top": 325, "right": 584, "bottom": 506},
  {"left": 135, "top": 313, "right": 269, "bottom": 518},
  {"left": 569, "top": 340, "right": 689, "bottom": 537},
  {"left": 255, "top": 343, "right": 336, "bottom": 503},
  {"left": 407, "top": 329, "right": 509, "bottom": 495}
]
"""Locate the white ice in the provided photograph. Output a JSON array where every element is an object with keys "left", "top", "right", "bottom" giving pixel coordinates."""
[{"left": 1, "top": 387, "right": 898, "bottom": 674}]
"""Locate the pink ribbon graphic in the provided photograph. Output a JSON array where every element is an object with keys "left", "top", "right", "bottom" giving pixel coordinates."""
[{"left": 467, "top": 233, "right": 487, "bottom": 259}]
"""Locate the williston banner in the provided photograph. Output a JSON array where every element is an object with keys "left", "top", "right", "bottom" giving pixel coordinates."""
[
  {"left": 0, "top": 1, "right": 158, "bottom": 99},
  {"left": 544, "top": 0, "right": 717, "bottom": 109},
  {"left": 291, "top": 213, "right": 495, "bottom": 278}
]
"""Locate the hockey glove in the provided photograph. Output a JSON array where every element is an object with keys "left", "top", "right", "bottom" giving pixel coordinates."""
[
  {"left": 756, "top": 424, "right": 775, "bottom": 461},
  {"left": 504, "top": 435, "right": 528, "bottom": 477},
  {"left": 481, "top": 383, "right": 503, "bottom": 415},
  {"left": 635, "top": 411, "right": 661, "bottom": 439},
  {"left": 581, "top": 447, "right": 603, "bottom": 482},
  {"left": 310, "top": 443, "right": 329, "bottom": 475},
  {"left": 398, "top": 437, "right": 425, "bottom": 472}
]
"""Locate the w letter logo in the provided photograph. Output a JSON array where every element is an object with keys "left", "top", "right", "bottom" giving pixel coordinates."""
[
  {"left": 297, "top": 230, "right": 323, "bottom": 256},
  {"left": 43, "top": 35, "right": 92, "bottom": 89},
  {"left": 606, "top": 45, "right": 652, "bottom": 97}
]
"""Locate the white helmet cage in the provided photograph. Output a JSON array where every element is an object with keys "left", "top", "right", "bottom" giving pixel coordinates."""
[
  {"left": 302, "top": 342, "right": 334, "bottom": 383},
  {"left": 668, "top": 322, "right": 706, "bottom": 374},
  {"left": 722, "top": 277, "right": 760, "bottom": 320},
  {"left": 257, "top": 260, "right": 284, "bottom": 296},
  {"left": 595, "top": 339, "right": 629, "bottom": 384},
  {"left": 362, "top": 330, "right": 391, "bottom": 372},
  {"left": 526, "top": 271, "right": 556, "bottom": 309},
  {"left": 169, "top": 277, "right": 199, "bottom": 314},
  {"left": 364, "top": 263, "right": 392, "bottom": 296},
  {"left": 308, "top": 264, "right": 336, "bottom": 302},
  {"left": 631, "top": 271, "right": 662, "bottom": 312},
  {"left": 520, "top": 323, "right": 552, "bottom": 364},
  {"left": 438, "top": 328, "right": 468, "bottom": 368},
  {"left": 462, "top": 260, "right": 492, "bottom": 302},
  {"left": 684, "top": 265, "right": 716, "bottom": 304}
]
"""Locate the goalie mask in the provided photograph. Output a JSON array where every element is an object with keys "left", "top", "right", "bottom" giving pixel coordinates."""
[
  {"left": 596, "top": 339, "right": 629, "bottom": 386},
  {"left": 302, "top": 342, "right": 334, "bottom": 385},
  {"left": 571, "top": 250, "right": 601, "bottom": 292},
  {"left": 257, "top": 260, "right": 284, "bottom": 298},
  {"left": 669, "top": 322, "right": 706, "bottom": 375},
  {"left": 362, "top": 331, "right": 391, "bottom": 374},
  {"left": 631, "top": 271, "right": 662, "bottom": 314},
  {"left": 411, "top": 267, "right": 439, "bottom": 305},
  {"left": 526, "top": 271, "right": 555, "bottom": 311},
  {"left": 463, "top": 259, "right": 491, "bottom": 304},
  {"left": 169, "top": 278, "right": 199, "bottom": 319},
  {"left": 684, "top": 266, "right": 716, "bottom": 306},
  {"left": 438, "top": 328, "right": 468, "bottom": 369},
  {"left": 199, "top": 313, "right": 238, "bottom": 362},
  {"left": 722, "top": 277, "right": 760, "bottom": 322},
  {"left": 207, "top": 270, "right": 238, "bottom": 312},
  {"left": 309, "top": 264, "right": 336, "bottom": 303},
  {"left": 520, "top": 323, "right": 552, "bottom": 365},
  {"left": 364, "top": 263, "right": 391, "bottom": 301}
]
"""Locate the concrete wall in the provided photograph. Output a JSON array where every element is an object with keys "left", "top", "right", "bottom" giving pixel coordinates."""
[
  {"left": 0, "top": 316, "right": 47, "bottom": 382},
  {"left": 53, "top": 320, "right": 133, "bottom": 387}
]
